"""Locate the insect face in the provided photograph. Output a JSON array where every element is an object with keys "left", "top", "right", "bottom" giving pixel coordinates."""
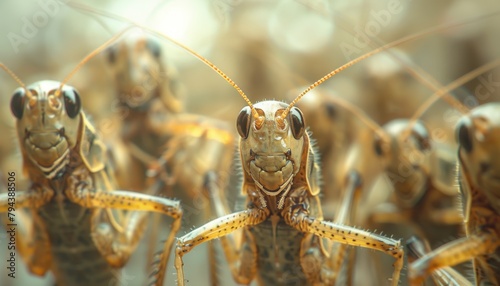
[
  {"left": 13, "top": 80, "right": 82, "bottom": 176},
  {"left": 238, "top": 101, "right": 305, "bottom": 196},
  {"left": 457, "top": 103, "right": 500, "bottom": 213},
  {"left": 107, "top": 31, "right": 163, "bottom": 108},
  {"left": 384, "top": 119, "right": 431, "bottom": 206}
]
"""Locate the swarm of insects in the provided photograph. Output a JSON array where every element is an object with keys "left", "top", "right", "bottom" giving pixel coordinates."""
[
  {"left": 0, "top": 30, "right": 184, "bottom": 286},
  {"left": 2, "top": 1, "right": 500, "bottom": 286}
]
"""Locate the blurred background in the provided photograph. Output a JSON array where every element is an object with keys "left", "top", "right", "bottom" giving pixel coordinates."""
[{"left": 1, "top": 0, "right": 500, "bottom": 285}]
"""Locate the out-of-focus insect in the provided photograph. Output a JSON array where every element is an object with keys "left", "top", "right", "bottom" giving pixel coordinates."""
[
  {"left": 408, "top": 59, "right": 500, "bottom": 285},
  {"left": 104, "top": 28, "right": 234, "bottom": 213},
  {"left": 153, "top": 27, "right": 432, "bottom": 286},
  {"left": 65, "top": 3, "right": 500, "bottom": 285},
  {"left": 103, "top": 29, "right": 235, "bottom": 284},
  {"left": 407, "top": 235, "right": 472, "bottom": 286},
  {"left": 0, "top": 29, "right": 183, "bottom": 286}
]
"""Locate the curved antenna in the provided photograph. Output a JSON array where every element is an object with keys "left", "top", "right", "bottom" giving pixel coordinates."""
[
  {"left": 282, "top": 9, "right": 500, "bottom": 118},
  {"left": 329, "top": 11, "right": 470, "bottom": 115},
  {"left": 0, "top": 63, "right": 34, "bottom": 100},
  {"left": 325, "top": 96, "right": 389, "bottom": 143},
  {"left": 56, "top": 26, "right": 135, "bottom": 96},
  {"left": 67, "top": 1, "right": 259, "bottom": 119},
  {"left": 405, "top": 58, "right": 500, "bottom": 135}
]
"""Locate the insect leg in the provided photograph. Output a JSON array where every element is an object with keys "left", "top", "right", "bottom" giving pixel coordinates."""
[
  {"left": 409, "top": 233, "right": 499, "bottom": 285},
  {"left": 283, "top": 206, "right": 403, "bottom": 286},
  {"left": 325, "top": 170, "right": 363, "bottom": 284},
  {"left": 0, "top": 187, "right": 53, "bottom": 211},
  {"left": 175, "top": 209, "right": 268, "bottom": 286},
  {"left": 0, "top": 187, "right": 54, "bottom": 275},
  {"left": 64, "top": 184, "right": 182, "bottom": 286},
  {"left": 407, "top": 235, "right": 472, "bottom": 286}
]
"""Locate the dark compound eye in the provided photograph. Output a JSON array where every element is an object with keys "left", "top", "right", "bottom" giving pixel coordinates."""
[
  {"left": 456, "top": 119, "right": 472, "bottom": 153},
  {"left": 63, "top": 88, "right": 81, "bottom": 118},
  {"left": 146, "top": 39, "right": 161, "bottom": 58},
  {"left": 373, "top": 136, "right": 384, "bottom": 156},
  {"left": 290, "top": 107, "right": 305, "bottom": 139},
  {"left": 237, "top": 106, "right": 252, "bottom": 139},
  {"left": 10, "top": 88, "right": 26, "bottom": 119},
  {"left": 325, "top": 102, "right": 336, "bottom": 121},
  {"left": 107, "top": 46, "right": 117, "bottom": 64},
  {"left": 411, "top": 122, "right": 431, "bottom": 151}
]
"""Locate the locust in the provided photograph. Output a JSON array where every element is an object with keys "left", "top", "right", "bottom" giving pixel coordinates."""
[
  {"left": 66, "top": 6, "right": 500, "bottom": 286},
  {"left": 11, "top": 1, "right": 500, "bottom": 284},
  {"left": 103, "top": 28, "right": 235, "bottom": 285},
  {"left": 0, "top": 29, "right": 183, "bottom": 286},
  {"left": 406, "top": 59, "right": 500, "bottom": 285}
]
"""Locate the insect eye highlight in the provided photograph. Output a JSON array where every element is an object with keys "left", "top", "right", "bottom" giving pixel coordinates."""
[
  {"left": 237, "top": 106, "right": 252, "bottom": 139},
  {"left": 290, "top": 107, "right": 305, "bottom": 139},
  {"left": 10, "top": 88, "right": 26, "bottom": 119},
  {"left": 146, "top": 39, "right": 161, "bottom": 58},
  {"left": 63, "top": 88, "right": 81, "bottom": 119},
  {"left": 456, "top": 120, "right": 473, "bottom": 153}
]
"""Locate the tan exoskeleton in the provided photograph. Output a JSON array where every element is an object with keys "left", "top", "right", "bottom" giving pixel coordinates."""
[
  {"left": 407, "top": 235, "right": 472, "bottom": 286},
  {"left": 0, "top": 30, "right": 183, "bottom": 286},
  {"left": 159, "top": 40, "right": 410, "bottom": 284},
  {"left": 408, "top": 59, "right": 500, "bottom": 285},
  {"left": 103, "top": 29, "right": 235, "bottom": 284},
  {"left": 104, "top": 28, "right": 234, "bottom": 213}
]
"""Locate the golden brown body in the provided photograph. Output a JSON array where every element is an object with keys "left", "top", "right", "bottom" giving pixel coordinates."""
[{"left": 0, "top": 80, "right": 182, "bottom": 286}]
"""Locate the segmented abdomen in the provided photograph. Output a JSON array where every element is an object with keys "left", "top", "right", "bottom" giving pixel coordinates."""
[
  {"left": 249, "top": 219, "right": 308, "bottom": 286},
  {"left": 38, "top": 198, "right": 119, "bottom": 286}
]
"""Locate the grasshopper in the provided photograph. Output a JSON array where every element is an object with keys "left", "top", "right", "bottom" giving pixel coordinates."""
[
  {"left": 407, "top": 59, "right": 500, "bottom": 285},
  {"left": 173, "top": 79, "right": 404, "bottom": 286},
  {"left": 0, "top": 29, "right": 183, "bottom": 286},
  {"left": 69, "top": 6, "right": 500, "bottom": 286},
  {"left": 14, "top": 1, "right": 500, "bottom": 284},
  {"left": 103, "top": 28, "right": 235, "bottom": 285}
]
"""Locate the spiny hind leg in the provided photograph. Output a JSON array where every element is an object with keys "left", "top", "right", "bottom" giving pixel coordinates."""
[
  {"left": 325, "top": 170, "right": 362, "bottom": 283},
  {"left": 302, "top": 170, "right": 363, "bottom": 285},
  {"left": 409, "top": 233, "right": 499, "bottom": 286},
  {"left": 284, "top": 204, "right": 404, "bottom": 286},
  {"left": 0, "top": 188, "right": 53, "bottom": 276},
  {"left": 66, "top": 184, "right": 182, "bottom": 286},
  {"left": 203, "top": 170, "right": 247, "bottom": 284},
  {"left": 407, "top": 235, "right": 473, "bottom": 286},
  {"left": 175, "top": 209, "right": 268, "bottom": 286}
]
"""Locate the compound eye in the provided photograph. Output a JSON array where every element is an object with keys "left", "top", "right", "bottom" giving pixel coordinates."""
[
  {"left": 10, "top": 88, "right": 26, "bottom": 119},
  {"left": 373, "top": 136, "right": 384, "bottom": 156},
  {"left": 456, "top": 120, "right": 472, "bottom": 153},
  {"left": 411, "top": 122, "right": 431, "bottom": 151},
  {"left": 237, "top": 106, "right": 252, "bottom": 139},
  {"left": 107, "top": 46, "right": 117, "bottom": 64},
  {"left": 146, "top": 39, "right": 161, "bottom": 58},
  {"left": 63, "top": 88, "right": 81, "bottom": 118},
  {"left": 290, "top": 107, "right": 305, "bottom": 139}
]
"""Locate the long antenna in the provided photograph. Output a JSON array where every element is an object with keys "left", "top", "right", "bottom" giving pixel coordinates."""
[
  {"left": 0, "top": 63, "right": 34, "bottom": 100},
  {"left": 67, "top": 1, "right": 259, "bottom": 119},
  {"left": 57, "top": 26, "right": 135, "bottom": 96},
  {"left": 282, "top": 10, "right": 500, "bottom": 118},
  {"left": 329, "top": 11, "right": 470, "bottom": 115},
  {"left": 407, "top": 59, "right": 500, "bottom": 130}
]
